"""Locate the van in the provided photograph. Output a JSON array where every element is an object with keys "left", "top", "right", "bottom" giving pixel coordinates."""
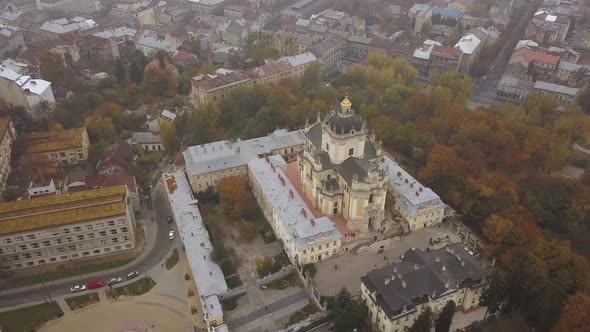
[{"left": 87, "top": 281, "right": 104, "bottom": 289}]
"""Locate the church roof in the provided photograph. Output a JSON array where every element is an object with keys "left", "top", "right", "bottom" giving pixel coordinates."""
[{"left": 325, "top": 112, "right": 364, "bottom": 134}]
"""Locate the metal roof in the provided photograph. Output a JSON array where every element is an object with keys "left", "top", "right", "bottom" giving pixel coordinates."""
[
  {"left": 162, "top": 172, "right": 227, "bottom": 321},
  {"left": 248, "top": 156, "right": 341, "bottom": 251},
  {"left": 533, "top": 81, "right": 580, "bottom": 96},
  {"left": 184, "top": 129, "right": 305, "bottom": 178}
]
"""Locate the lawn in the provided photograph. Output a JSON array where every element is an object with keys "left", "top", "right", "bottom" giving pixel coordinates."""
[
  {"left": 64, "top": 292, "right": 100, "bottom": 310},
  {"left": 165, "top": 248, "right": 179, "bottom": 270},
  {"left": 107, "top": 277, "right": 156, "bottom": 298},
  {"left": 225, "top": 275, "right": 243, "bottom": 289},
  {"left": 0, "top": 302, "right": 63, "bottom": 332},
  {"left": 1, "top": 257, "right": 135, "bottom": 290}
]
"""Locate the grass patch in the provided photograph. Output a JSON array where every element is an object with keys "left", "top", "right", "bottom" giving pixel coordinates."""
[
  {"left": 286, "top": 303, "right": 318, "bottom": 326},
  {"left": 1, "top": 257, "right": 135, "bottom": 290},
  {"left": 225, "top": 275, "right": 243, "bottom": 289},
  {"left": 108, "top": 277, "right": 156, "bottom": 298},
  {"left": 65, "top": 292, "right": 100, "bottom": 310},
  {"left": 266, "top": 273, "right": 298, "bottom": 290},
  {"left": 165, "top": 248, "right": 179, "bottom": 270},
  {"left": 0, "top": 302, "right": 63, "bottom": 332}
]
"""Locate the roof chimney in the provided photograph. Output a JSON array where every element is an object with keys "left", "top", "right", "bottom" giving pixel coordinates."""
[{"left": 442, "top": 265, "right": 446, "bottom": 271}]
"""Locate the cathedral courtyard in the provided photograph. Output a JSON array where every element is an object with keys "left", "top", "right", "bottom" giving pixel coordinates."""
[{"left": 313, "top": 225, "right": 461, "bottom": 297}]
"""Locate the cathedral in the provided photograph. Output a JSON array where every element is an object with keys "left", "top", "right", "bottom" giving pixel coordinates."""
[{"left": 298, "top": 97, "right": 389, "bottom": 232}]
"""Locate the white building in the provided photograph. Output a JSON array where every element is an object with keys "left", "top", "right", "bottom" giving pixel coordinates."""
[
  {"left": 36, "top": 0, "right": 100, "bottom": 15},
  {"left": 128, "top": 132, "right": 164, "bottom": 153},
  {"left": 0, "top": 60, "right": 55, "bottom": 112},
  {"left": 248, "top": 155, "right": 342, "bottom": 265},
  {"left": 162, "top": 172, "right": 228, "bottom": 328},
  {"left": 0, "top": 117, "right": 15, "bottom": 200},
  {"left": 182, "top": 129, "right": 305, "bottom": 192},
  {"left": 533, "top": 81, "right": 581, "bottom": 108},
  {"left": 454, "top": 33, "right": 482, "bottom": 74},
  {"left": 382, "top": 157, "right": 446, "bottom": 231},
  {"left": 28, "top": 178, "right": 59, "bottom": 197},
  {"left": 135, "top": 30, "right": 179, "bottom": 55},
  {"left": 361, "top": 244, "right": 493, "bottom": 332},
  {"left": 39, "top": 17, "right": 98, "bottom": 38}
]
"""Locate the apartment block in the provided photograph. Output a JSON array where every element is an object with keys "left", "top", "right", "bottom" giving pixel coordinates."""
[
  {"left": 0, "top": 117, "right": 15, "bottom": 200},
  {"left": 14, "top": 127, "right": 90, "bottom": 165},
  {"left": 0, "top": 185, "right": 136, "bottom": 270}
]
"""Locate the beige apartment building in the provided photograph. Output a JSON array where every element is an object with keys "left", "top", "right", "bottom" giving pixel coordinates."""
[
  {"left": 361, "top": 244, "right": 493, "bottom": 332},
  {"left": 0, "top": 185, "right": 136, "bottom": 270},
  {"left": 190, "top": 52, "right": 317, "bottom": 106},
  {"left": 15, "top": 127, "right": 90, "bottom": 165},
  {"left": 0, "top": 117, "right": 16, "bottom": 200}
]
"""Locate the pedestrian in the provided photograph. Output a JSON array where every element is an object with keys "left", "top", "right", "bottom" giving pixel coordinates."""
[
  {"left": 265, "top": 305, "right": 268, "bottom": 311},
  {"left": 335, "top": 264, "right": 338, "bottom": 270},
  {"left": 383, "top": 256, "right": 386, "bottom": 261}
]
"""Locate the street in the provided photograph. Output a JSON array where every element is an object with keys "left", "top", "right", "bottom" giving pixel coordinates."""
[
  {"left": 470, "top": 0, "right": 542, "bottom": 106},
  {"left": 0, "top": 179, "right": 175, "bottom": 308}
]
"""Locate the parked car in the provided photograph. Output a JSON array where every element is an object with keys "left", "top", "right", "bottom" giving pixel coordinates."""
[
  {"left": 107, "top": 277, "right": 122, "bottom": 285},
  {"left": 87, "top": 281, "right": 104, "bottom": 289},
  {"left": 169, "top": 230, "right": 175, "bottom": 240},
  {"left": 70, "top": 284, "right": 87, "bottom": 292},
  {"left": 126, "top": 271, "right": 139, "bottom": 280}
]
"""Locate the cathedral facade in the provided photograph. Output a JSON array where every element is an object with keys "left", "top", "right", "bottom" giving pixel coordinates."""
[{"left": 298, "top": 97, "right": 389, "bottom": 232}]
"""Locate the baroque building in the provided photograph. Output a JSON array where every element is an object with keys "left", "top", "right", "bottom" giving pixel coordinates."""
[{"left": 298, "top": 97, "right": 388, "bottom": 232}]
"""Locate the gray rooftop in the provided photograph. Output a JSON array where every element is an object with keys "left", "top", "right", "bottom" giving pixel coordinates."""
[
  {"left": 40, "top": 17, "right": 97, "bottom": 34},
  {"left": 162, "top": 172, "right": 227, "bottom": 321},
  {"left": 129, "top": 132, "right": 162, "bottom": 145},
  {"left": 382, "top": 157, "right": 445, "bottom": 217},
  {"left": 361, "top": 243, "right": 493, "bottom": 318},
  {"left": 248, "top": 156, "right": 341, "bottom": 251},
  {"left": 183, "top": 129, "right": 305, "bottom": 178},
  {"left": 533, "top": 81, "right": 580, "bottom": 96}
]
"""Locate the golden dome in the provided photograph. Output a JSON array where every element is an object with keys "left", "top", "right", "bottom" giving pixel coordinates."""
[{"left": 340, "top": 96, "right": 352, "bottom": 108}]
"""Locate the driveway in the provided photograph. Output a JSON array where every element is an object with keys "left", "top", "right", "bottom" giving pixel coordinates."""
[{"left": 0, "top": 179, "right": 175, "bottom": 308}]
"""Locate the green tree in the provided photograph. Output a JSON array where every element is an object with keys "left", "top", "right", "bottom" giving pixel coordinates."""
[
  {"left": 435, "top": 300, "right": 456, "bottom": 332},
  {"left": 129, "top": 60, "right": 143, "bottom": 83},
  {"left": 335, "top": 287, "right": 352, "bottom": 311},
  {"left": 160, "top": 121, "right": 179, "bottom": 153},
  {"left": 334, "top": 300, "right": 368, "bottom": 332},
  {"left": 115, "top": 59, "right": 125, "bottom": 82},
  {"left": 405, "top": 307, "right": 433, "bottom": 332}
]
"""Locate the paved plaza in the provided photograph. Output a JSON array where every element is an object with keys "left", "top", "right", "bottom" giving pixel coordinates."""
[{"left": 314, "top": 225, "right": 461, "bottom": 296}]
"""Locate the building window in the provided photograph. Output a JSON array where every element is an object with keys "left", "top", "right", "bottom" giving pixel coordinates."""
[
  {"left": 31, "top": 243, "right": 40, "bottom": 249},
  {"left": 19, "top": 245, "right": 27, "bottom": 251},
  {"left": 43, "top": 241, "right": 51, "bottom": 247},
  {"left": 23, "top": 253, "right": 31, "bottom": 259},
  {"left": 55, "top": 239, "right": 63, "bottom": 244},
  {"left": 15, "top": 236, "right": 23, "bottom": 242},
  {"left": 107, "top": 221, "right": 115, "bottom": 226},
  {"left": 99, "top": 231, "right": 107, "bottom": 237},
  {"left": 3, "top": 238, "right": 11, "bottom": 244},
  {"left": 325, "top": 143, "right": 329, "bottom": 151},
  {"left": 104, "top": 248, "right": 111, "bottom": 252},
  {"left": 369, "top": 194, "right": 374, "bottom": 204},
  {"left": 60, "top": 255, "right": 68, "bottom": 260},
  {"left": 82, "top": 252, "right": 90, "bottom": 256},
  {"left": 110, "top": 229, "right": 117, "bottom": 235},
  {"left": 11, "top": 255, "right": 19, "bottom": 261},
  {"left": 57, "top": 247, "right": 65, "bottom": 253},
  {"left": 77, "top": 235, "right": 85, "bottom": 241},
  {"left": 26, "top": 234, "right": 36, "bottom": 240},
  {"left": 88, "top": 233, "right": 96, "bottom": 239},
  {"left": 349, "top": 148, "right": 354, "bottom": 156},
  {"left": 62, "top": 228, "right": 71, "bottom": 234},
  {"left": 112, "top": 238, "right": 118, "bottom": 243},
  {"left": 50, "top": 257, "right": 57, "bottom": 262},
  {"left": 35, "top": 251, "right": 43, "bottom": 257},
  {"left": 85, "top": 224, "right": 93, "bottom": 231},
  {"left": 93, "top": 249, "right": 101, "bottom": 254},
  {"left": 67, "top": 245, "right": 76, "bottom": 251},
  {"left": 121, "top": 227, "right": 128, "bottom": 233},
  {"left": 71, "top": 253, "right": 79, "bottom": 258},
  {"left": 51, "top": 230, "right": 60, "bottom": 236},
  {"left": 74, "top": 226, "right": 82, "bottom": 232},
  {"left": 125, "top": 244, "right": 132, "bottom": 249}
]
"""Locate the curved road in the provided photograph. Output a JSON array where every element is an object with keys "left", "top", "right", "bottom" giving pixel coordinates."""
[{"left": 0, "top": 180, "right": 174, "bottom": 308}]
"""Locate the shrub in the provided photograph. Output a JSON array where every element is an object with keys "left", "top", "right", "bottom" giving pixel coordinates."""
[
  {"left": 187, "top": 288, "right": 195, "bottom": 297},
  {"left": 303, "top": 263, "right": 317, "bottom": 278},
  {"left": 184, "top": 273, "right": 191, "bottom": 281}
]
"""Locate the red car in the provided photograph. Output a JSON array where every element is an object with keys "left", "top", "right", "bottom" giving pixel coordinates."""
[{"left": 87, "top": 281, "right": 105, "bottom": 289}]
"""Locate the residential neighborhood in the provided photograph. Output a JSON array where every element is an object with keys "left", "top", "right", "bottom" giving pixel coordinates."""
[{"left": 0, "top": 0, "right": 588, "bottom": 331}]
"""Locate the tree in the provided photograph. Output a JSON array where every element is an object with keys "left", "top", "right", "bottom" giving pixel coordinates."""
[
  {"left": 84, "top": 115, "right": 115, "bottom": 143},
  {"left": 129, "top": 60, "right": 143, "bottom": 83},
  {"left": 255, "top": 256, "right": 274, "bottom": 277},
  {"left": 405, "top": 307, "right": 433, "bottom": 332},
  {"left": 96, "top": 101, "right": 123, "bottom": 117},
  {"left": 551, "top": 293, "right": 590, "bottom": 332},
  {"left": 435, "top": 300, "right": 456, "bottom": 332},
  {"left": 39, "top": 52, "right": 67, "bottom": 86},
  {"left": 300, "top": 62, "right": 321, "bottom": 91},
  {"left": 160, "top": 121, "right": 179, "bottom": 153},
  {"left": 335, "top": 287, "right": 352, "bottom": 311},
  {"left": 142, "top": 67, "right": 178, "bottom": 98},
  {"left": 217, "top": 176, "right": 248, "bottom": 219},
  {"left": 334, "top": 300, "right": 368, "bottom": 332},
  {"left": 115, "top": 59, "right": 125, "bottom": 82}
]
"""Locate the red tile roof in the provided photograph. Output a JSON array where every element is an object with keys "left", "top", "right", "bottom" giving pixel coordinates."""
[
  {"left": 432, "top": 45, "right": 462, "bottom": 58},
  {"left": 512, "top": 48, "right": 560, "bottom": 66}
]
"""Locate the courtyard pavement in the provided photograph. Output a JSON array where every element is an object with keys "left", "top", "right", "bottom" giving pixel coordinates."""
[{"left": 314, "top": 225, "right": 461, "bottom": 296}]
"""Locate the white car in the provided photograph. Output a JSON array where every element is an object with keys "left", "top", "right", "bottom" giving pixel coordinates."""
[
  {"left": 107, "top": 277, "right": 122, "bottom": 285},
  {"left": 126, "top": 271, "right": 139, "bottom": 280},
  {"left": 70, "top": 284, "right": 87, "bottom": 292},
  {"left": 169, "top": 230, "right": 175, "bottom": 240}
]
